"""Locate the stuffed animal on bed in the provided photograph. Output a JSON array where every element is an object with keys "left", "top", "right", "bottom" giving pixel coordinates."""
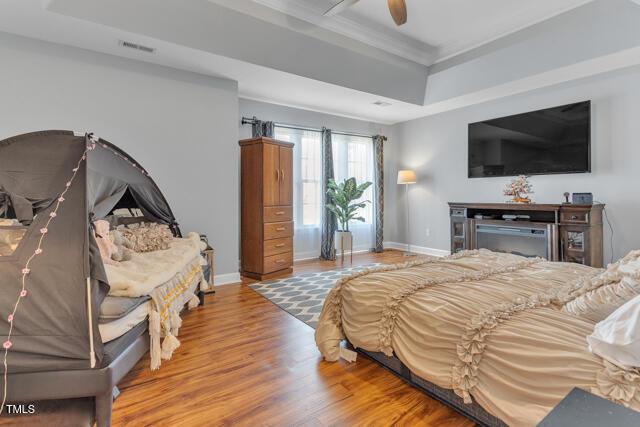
[
  {"left": 94, "top": 220, "right": 118, "bottom": 266},
  {"left": 110, "top": 229, "right": 134, "bottom": 262}
]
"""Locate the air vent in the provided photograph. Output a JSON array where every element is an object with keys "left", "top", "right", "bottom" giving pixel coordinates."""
[
  {"left": 372, "top": 101, "right": 392, "bottom": 107},
  {"left": 118, "top": 40, "right": 156, "bottom": 54}
]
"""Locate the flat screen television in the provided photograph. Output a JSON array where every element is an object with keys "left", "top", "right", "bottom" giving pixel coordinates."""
[{"left": 468, "top": 101, "right": 591, "bottom": 178}]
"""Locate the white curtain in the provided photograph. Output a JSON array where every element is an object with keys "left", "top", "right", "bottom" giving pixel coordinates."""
[
  {"left": 275, "top": 127, "right": 374, "bottom": 259},
  {"left": 332, "top": 133, "right": 375, "bottom": 252}
]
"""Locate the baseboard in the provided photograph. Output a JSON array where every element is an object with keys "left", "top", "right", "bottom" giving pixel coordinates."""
[
  {"left": 383, "top": 241, "right": 450, "bottom": 257},
  {"left": 294, "top": 247, "right": 372, "bottom": 262},
  {"left": 218, "top": 243, "right": 447, "bottom": 284},
  {"left": 213, "top": 272, "right": 242, "bottom": 286}
]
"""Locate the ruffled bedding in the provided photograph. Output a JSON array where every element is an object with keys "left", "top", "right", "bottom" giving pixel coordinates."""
[{"left": 315, "top": 250, "right": 640, "bottom": 426}]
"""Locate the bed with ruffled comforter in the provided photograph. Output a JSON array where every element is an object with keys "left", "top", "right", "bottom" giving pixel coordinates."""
[{"left": 315, "top": 249, "right": 640, "bottom": 426}]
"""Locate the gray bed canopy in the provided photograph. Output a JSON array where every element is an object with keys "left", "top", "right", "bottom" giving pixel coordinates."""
[{"left": 0, "top": 130, "right": 179, "bottom": 375}]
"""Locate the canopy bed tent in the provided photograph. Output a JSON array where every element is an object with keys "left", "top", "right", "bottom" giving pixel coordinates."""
[{"left": 0, "top": 130, "right": 192, "bottom": 426}]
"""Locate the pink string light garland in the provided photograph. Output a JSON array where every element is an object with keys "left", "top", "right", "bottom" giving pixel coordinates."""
[
  {"left": 0, "top": 138, "right": 97, "bottom": 414},
  {"left": 0, "top": 135, "right": 152, "bottom": 414}
]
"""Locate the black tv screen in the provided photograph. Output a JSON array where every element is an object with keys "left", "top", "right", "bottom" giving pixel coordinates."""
[{"left": 468, "top": 101, "right": 591, "bottom": 178}]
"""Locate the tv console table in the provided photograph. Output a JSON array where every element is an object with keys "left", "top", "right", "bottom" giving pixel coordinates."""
[{"left": 448, "top": 202, "right": 605, "bottom": 268}]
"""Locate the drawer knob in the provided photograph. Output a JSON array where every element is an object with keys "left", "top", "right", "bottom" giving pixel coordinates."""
[
  {"left": 276, "top": 259, "right": 285, "bottom": 264},
  {"left": 275, "top": 211, "right": 285, "bottom": 215},
  {"left": 276, "top": 227, "right": 286, "bottom": 231},
  {"left": 275, "top": 243, "right": 285, "bottom": 248},
  {"left": 571, "top": 215, "right": 578, "bottom": 220}
]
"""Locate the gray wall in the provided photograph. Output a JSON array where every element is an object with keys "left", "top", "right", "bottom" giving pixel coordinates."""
[
  {"left": 239, "top": 98, "right": 398, "bottom": 256},
  {"left": 49, "top": 0, "right": 428, "bottom": 105},
  {"left": 391, "top": 67, "right": 640, "bottom": 263},
  {"left": 0, "top": 32, "right": 240, "bottom": 280}
]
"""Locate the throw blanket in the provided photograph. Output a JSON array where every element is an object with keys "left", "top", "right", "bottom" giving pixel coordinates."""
[
  {"left": 105, "top": 232, "right": 203, "bottom": 297},
  {"left": 315, "top": 250, "right": 640, "bottom": 426},
  {"left": 104, "top": 232, "right": 209, "bottom": 369}
]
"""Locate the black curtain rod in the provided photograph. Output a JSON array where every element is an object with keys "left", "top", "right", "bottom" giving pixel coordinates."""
[{"left": 241, "top": 116, "right": 384, "bottom": 140}]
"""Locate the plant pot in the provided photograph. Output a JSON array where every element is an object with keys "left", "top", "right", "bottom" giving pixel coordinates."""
[{"left": 335, "top": 231, "right": 353, "bottom": 251}]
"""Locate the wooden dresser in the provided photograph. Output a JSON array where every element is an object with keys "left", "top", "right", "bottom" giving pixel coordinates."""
[
  {"left": 448, "top": 202, "right": 605, "bottom": 268},
  {"left": 239, "top": 137, "right": 294, "bottom": 280}
]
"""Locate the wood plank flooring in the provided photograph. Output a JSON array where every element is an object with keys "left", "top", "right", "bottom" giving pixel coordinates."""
[{"left": 112, "top": 250, "right": 473, "bottom": 427}]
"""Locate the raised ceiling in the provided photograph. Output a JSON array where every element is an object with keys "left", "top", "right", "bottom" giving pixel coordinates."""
[
  {"left": 253, "top": 0, "right": 595, "bottom": 64},
  {"left": 1, "top": 0, "right": 638, "bottom": 124}
]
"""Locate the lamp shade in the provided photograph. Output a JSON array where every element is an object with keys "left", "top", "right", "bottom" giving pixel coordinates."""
[{"left": 397, "top": 170, "right": 417, "bottom": 185}]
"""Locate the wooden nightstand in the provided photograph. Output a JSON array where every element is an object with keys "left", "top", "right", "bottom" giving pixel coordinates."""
[{"left": 202, "top": 247, "right": 215, "bottom": 293}]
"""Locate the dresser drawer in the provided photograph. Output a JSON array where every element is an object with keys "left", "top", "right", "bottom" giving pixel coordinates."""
[
  {"left": 264, "top": 237, "right": 293, "bottom": 257},
  {"left": 264, "top": 221, "right": 293, "bottom": 240},
  {"left": 264, "top": 206, "right": 292, "bottom": 223},
  {"left": 263, "top": 251, "right": 293, "bottom": 273},
  {"left": 561, "top": 210, "right": 589, "bottom": 224}
]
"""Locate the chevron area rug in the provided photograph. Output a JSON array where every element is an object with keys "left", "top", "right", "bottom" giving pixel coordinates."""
[{"left": 249, "top": 264, "right": 381, "bottom": 329}]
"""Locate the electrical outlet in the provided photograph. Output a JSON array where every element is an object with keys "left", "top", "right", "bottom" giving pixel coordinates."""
[{"left": 425, "top": 228, "right": 431, "bottom": 237}]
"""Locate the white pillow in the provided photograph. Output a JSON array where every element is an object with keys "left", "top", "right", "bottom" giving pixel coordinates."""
[{"left": 587, "top": 293, "right": 640, "bottom": 368}]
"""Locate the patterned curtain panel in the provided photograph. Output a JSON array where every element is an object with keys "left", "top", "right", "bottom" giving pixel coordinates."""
[
  {"left": 320, "top": 128, "right": 337, "bottom": 260},
  {"left": 262, "top": 121, "right": 275, "bottom": 138},
  {"left": 251, "top": 118, "right": 263, "bottom": 137},
  {"left": 250, "top": 119, "right": 275, "bottom": 138},
  {"left": 371, "top": 135, "right": 386, "bottom": 253}
]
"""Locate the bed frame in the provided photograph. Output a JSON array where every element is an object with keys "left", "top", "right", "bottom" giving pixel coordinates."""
[
  {"left": 347, "top": 341, "right": 507, "bottom": 427},
  {"left": 7, "top": 330, "right": 148, "bottom": 426},
  {"left": 6, "top": 287, "right": 208, "bottom": 426}
]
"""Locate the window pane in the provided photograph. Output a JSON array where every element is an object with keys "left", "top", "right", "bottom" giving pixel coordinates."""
[
  {"left": 332, "top": 134, "right": 374, "bottom": 225},
  {"left": 302, "top": 182, "right": 320, "bottom": 225}
]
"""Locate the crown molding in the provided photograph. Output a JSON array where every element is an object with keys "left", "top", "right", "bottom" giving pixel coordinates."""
[{"left": 248, "top": 0, "right": 436, "bottom": 66}]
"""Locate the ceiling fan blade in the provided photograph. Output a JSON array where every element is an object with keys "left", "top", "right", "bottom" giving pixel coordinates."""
[
  {"left": 387, "top": 0, "right": 407, "bottom": 25},
  {"left": 323, "top": 0, "right": 360, "bottom": 17}
]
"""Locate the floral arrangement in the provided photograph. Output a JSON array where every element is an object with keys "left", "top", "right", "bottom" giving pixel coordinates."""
[{"left": 503, "top": 175, "right": 533, "bottom": 203}]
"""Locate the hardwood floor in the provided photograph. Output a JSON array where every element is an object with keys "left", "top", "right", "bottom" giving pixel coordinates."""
[{"left": 112, "top": 250, "right": 473, "bottom": 427}]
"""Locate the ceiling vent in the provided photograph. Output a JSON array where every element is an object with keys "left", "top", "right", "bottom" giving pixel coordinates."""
[
  {"left": 118, "top": 40, "right": 156, "bottom": 54},
  {"left": 372, "top": 101, "right": 392, "bottom": 107}
]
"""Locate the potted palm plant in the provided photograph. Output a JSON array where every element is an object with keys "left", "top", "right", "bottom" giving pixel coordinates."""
[{"left": 326, "top": 177, "right": 372, "bottom": 253}]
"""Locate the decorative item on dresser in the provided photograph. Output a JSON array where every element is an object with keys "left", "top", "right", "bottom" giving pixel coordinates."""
[
  {"left": 449, "top": 202, "right": 605, "bottom": 267},
  {"left": 503, "top": 175, "right": 533, "bottom": 203},
  {"left": 239, "top": 137, "right": 294, "bottom": 280}
]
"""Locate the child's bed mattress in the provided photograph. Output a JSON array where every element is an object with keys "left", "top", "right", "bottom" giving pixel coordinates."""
[
  {"left": 100, "top": 320, "right": 148, "bottom": 368},
  {"left": 99, "top": 301, "right": 150, "bottom": 343}
]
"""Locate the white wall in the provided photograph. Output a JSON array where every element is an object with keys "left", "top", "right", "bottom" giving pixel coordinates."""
[
  {"left": 391, "top": 67, "right": 640, "bottom": 263},
  {"left": 239, "top": 98, "right": 397, "bottom": 259},
  {"left": 0, "top": 32, "right": 240, "bottom": 282}
]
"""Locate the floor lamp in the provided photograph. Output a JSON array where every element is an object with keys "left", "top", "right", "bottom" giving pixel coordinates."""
[{"left": 397, "top": 170, "right": 417, "bottom": 256}]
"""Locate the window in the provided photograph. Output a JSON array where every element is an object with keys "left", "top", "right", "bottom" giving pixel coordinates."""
[
  {"left": 332, "top": 134, "right": 374, "bottom": 225},
  {"left": 274, "top": 126, "right": 375, "bottom": 256},
  {"left": 274, "top": 127, "right": 322, "bottom": 227}
]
